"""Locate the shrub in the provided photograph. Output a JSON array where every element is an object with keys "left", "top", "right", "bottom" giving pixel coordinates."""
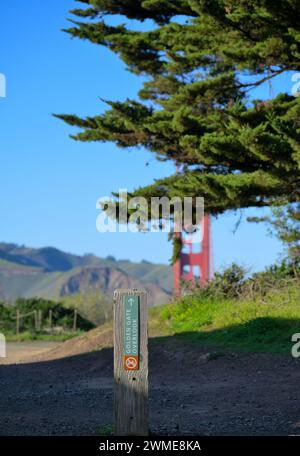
[{"left": 0, "top": 298, "right": 95, "bottom": 334}]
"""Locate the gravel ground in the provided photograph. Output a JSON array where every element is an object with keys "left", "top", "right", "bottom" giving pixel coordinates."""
[{"left": 1, "top": 338, "right": 300, "bottom": 436}]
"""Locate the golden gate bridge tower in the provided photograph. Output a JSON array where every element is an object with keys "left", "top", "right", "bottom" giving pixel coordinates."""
[{"left": 173, "top": 214, "right": 212, "bottom": 295}]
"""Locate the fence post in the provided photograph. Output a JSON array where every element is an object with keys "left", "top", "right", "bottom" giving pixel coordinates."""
[
  {"left": 113, "top": 289, "right": 148, "bottom": 436},
  {"left": 16, "top": 309, "right": 20, "bottom": 335},
  {"left": 38, "top": 310, "right": 42, "bottom": 331},
  {"left": 73, "top": 309, "right": 77, "bottom": 332},
  {"left": 34, "top": 310, "right": 38, "bottom": 331},
  {"left": 49, "top": 309, "right": 52, "bottom": 333}
]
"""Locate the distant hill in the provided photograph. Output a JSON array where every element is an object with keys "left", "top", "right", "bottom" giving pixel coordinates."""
[{"left": 0, "top": 243, "right": 172, "bottom": 306}]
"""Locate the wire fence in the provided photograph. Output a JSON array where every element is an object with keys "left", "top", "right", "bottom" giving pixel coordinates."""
[{"left": 11, "top": 308, "right": 78, "bottom": 335}]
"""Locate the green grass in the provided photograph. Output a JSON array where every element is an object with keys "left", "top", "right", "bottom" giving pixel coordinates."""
[
  {"left": 5, "top": 331, "right": 83, "bottom": 342},
  {"left": 157, "top": 286, "right": 300, "bottom": 354},
  {"left": 98, "top": 424, "right": 114, "bottom": 436}
]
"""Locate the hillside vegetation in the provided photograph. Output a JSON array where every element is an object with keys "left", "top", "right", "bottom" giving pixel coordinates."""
[
  {"left": 156, "top": 265, "right": 300, "bottom": 354},
  {"left": 32, "top": 263, "right": 300, "bottom": 358},
  {"left": 0, "top": 297, "right": 94, "bottom": 341}
]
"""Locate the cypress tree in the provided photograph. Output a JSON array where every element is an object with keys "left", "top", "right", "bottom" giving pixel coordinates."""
[{"left": 56, "top": 0, "right": 300, "bottom": 216}]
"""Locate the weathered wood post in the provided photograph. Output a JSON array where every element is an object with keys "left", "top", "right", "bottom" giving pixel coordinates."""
[
  {"left": 34, "top": 310, "right": 38, "bottom": 331},
  {"left": 49, "top": 309, "right": 52, "bottom": 333},
  {"left": 73, "top": 309, "right": 77, "bottom": 332},
  {"left": 114, "top": 289, "right": 148, "bottom": 436},
  {"left": 16, "top": 309, "right": 20, "bottom": 335},
  {"left": 38, "top": 309, "right": 42, "bottom": 331}
]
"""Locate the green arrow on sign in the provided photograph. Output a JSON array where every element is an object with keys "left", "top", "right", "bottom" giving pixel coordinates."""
[{"left": 124, "top": 295, "right": 140, "bottom": 356}]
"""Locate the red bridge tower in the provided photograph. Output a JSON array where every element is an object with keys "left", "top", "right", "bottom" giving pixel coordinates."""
[{"left": 173, "top": 214, "right": 212, "bottom": 295}]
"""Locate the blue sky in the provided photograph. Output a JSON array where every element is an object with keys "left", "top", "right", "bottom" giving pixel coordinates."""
[{"left": 0, "top": 0, "right": 294, "bottom": 271}]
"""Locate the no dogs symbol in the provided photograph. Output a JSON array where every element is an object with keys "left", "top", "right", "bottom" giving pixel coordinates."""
[{"left": 124, "top": 355, "right": 139, "bottom": 370}]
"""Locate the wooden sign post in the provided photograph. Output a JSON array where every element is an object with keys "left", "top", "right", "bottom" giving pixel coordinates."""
[{"left": 114, "top": 289, "right": 148, "bottom": 436}]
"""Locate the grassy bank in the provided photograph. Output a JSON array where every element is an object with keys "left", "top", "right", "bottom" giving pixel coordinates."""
[{"left": 156, "top": 284, "right": 300, "bottom": 354}]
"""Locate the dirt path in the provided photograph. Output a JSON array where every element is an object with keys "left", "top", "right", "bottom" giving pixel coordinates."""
[
  {"left": 0, "top": 342, "right": 62, "bottom": 365},
  {"left": 1, "top": 336, "right": 300, "bottom": 436}
]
